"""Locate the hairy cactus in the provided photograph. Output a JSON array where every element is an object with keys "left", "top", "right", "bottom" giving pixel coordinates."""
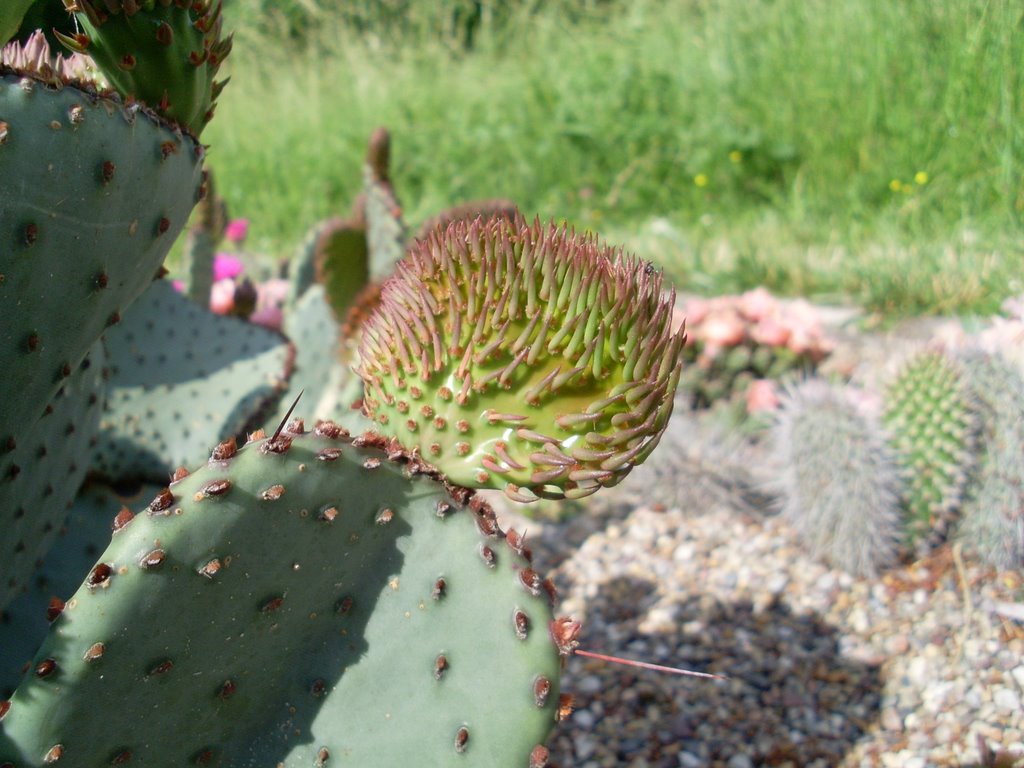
[
  {"left": 772, "top": 379, "right": 904, "bottom": 577},
  {"left": 957, "top": 352, "right": 1024, "bottom": 570},
  {"left": 60, "top": 0, "right": 232, "bottom": 134},
  {"left": 0, "top": 422, "right": 568, "bottom": 765},
  {"left": 358, "top": 214, "right": 686, "bottom": 502},
  {"left": 883, "top": 350, "right": 978, "bottom": 552}
]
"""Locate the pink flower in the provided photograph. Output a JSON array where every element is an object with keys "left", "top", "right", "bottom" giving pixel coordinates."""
[
  {"left": 213, "top": 253, "right": 244, "bottom": 282},
  {"left": 746, "top": 379, "right": 780, "bottom": 413},
  {"left": 738, "top": 287, "right": 777, "bottom": 322},
  {"left": 209, "top": 278, "right": 235, "bottom": 315},
  {"left": 256, "top": 278, "right": 290, "bottom": 311},
  {"left": 750, "top": 317, "right": 790, "bottom": 347},
  {"left": 697, "top": 308, "right": 746, "bottom": 348},
  {"left": 224, "top": 218, "right": 249, "bottom": 244},
  {"left": 248, "top": 306, "right": 284, "bottom": 331},
  {"left": 172, "top": 279, "right": 185, "bottom": 293}
]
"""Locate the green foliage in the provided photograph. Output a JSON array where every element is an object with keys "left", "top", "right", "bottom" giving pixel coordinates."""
[
  {"left": 0, "top": 423, "right": 563, "bottom": 765},
  {"left": 883, "top": 350, "right": 978, "bottom": 552},
  {"left": 773, "top": 379, "right": 904, "bottom": 577},
  {"left": 0, "top": 0, "right": 35, "bottom": 47},
  {"left": 0, "top": 73, "right": 203, "bottom": 473}
]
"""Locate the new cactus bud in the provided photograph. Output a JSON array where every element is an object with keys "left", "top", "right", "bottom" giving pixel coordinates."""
[
  {"left": 61, "top": 0, "right": 231, "bottom": 134},
  {"left": 357, "top": 215, "right": 686, "bottom": 502}
]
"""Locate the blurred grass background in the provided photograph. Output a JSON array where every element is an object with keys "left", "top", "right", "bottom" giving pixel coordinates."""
[{"left": 202, "top": 0, "right": 1023, "bottom": 316}]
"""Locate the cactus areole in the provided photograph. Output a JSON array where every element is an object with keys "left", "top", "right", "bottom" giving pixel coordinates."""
[{"left": 357, "top": 216, "right": 686, "bottom": 502}]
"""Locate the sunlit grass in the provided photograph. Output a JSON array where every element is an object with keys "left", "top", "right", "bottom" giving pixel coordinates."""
[{"left": 202, "top": 0, "right": 1024, "bottom": 316}]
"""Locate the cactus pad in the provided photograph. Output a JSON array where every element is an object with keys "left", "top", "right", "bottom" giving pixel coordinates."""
[
  {"left": 63, "top": 0, "right": 231, "bottom": 134},
  {"left": 0, "top": 423, "right": 565, "bottom": 765},
  {"left": 358, "top": 216, "right": 686, "bottom": 502},
  {"left": 309, "top": 216, "right": 371, "bottom": 321},
  {"left": 363, "top": 127, "right": 407, "bottom": 281},
  {"left": 883, "top": 350, "right": 977, "bottom": 551},
  {"left": 0, "top": 71, "right": 203, "bottom": 464},
  {"left": 0, "top": 342, "right": 106, "bottom": 613},
  {"left": 93, "top": 279, "right": 292, "bottom": 481},
  {"left": 772, "top": 379, "right": 904, "bottom": 576}
]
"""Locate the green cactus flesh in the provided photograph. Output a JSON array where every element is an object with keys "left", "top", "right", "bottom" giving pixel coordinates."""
[
  {"left": 0, "top": 342, "right": 106, "bottom": 613},
  {"left": 773, "top": 379, "right": 904, "bottom": 577},
  {"left": 183, "top": 166, "right": 226, "bottom": 304},
  {"left": 0, "top": 423, "right": 566, "bottom": 765},
  {"left": 92, "top": 279, "right": 292, "bottom": 482},
  {"left": 309, "top": 216, "right": 370, "bottom": 321},
  {"left": 1, "top": 481, "right": 162, "bottom": 695},
  {"left": 883, "top": 350, "right": 977, "bottom": 547},
  {"left": 64, "top": 0, "right": 231, "bottom": 134},
  {"left": 0, "top": 72, "right": 203, "bottom": 464},
  {"left": 358, "top": 216, "right": 686, "bottom": 502}
]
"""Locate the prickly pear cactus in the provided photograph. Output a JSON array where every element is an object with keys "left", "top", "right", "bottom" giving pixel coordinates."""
[
  {"left": 0, "top": 342, "right": 106, "bottom": 613},
  {"left": 957, "top": 352, "right": 1024, "bottom": 570},
  {"left": 309, "top": 216, "right": 371, "bottom": 321},
  {"left": 363, "top": 127, "right": 407, "bottom": 281},
  {"left": 0, "top": 423, "right": 567, "bottom": 766},
  {"left": 358, "top": 215, "right": 686, "bottom": 502},
  {"left": 62, "top": 0, "right": 232, "bottom": 134},
  {"left": 1, "top": 481, "right": 162, "bottom": 695},
  {"left": 883, "top": 350, "right": 978, "bottom": 552},
  {"left": 0, "top": 69, "right": 204, "bottom": 467},
  {"left": 772, "top": 379, "right": 904, "bottom": 577},
  {"left": 414, "top": 198, "right": 518, "bottom": 242},
  {"left": 183, "top": 166, "right": 227, "bottom": 304},
  {"left": 92, "top": 279, "right": 292, "bottom": 482}
]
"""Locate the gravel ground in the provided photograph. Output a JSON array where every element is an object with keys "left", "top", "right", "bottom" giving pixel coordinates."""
[{"left": 489, "top": 312, "right": 1024, "bottom": 768}]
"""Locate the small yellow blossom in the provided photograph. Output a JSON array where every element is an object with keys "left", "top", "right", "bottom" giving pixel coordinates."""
[
  {"left": 914, "top": 171, "right": 929, "bottom": 185},
  {"left": 694, "top": 173, "right": 709, "bottom": 188},
  {"left": 728, "top": 151, "right": 742, "bottom": 164},
  {"left": 888, "top": 179, "right": 902, "bottom": 192}
]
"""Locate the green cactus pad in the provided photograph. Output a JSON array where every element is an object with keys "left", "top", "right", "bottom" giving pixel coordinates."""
[
  {"left": 308, "top": 216, "right": 371, "bottom": 321},
  {"left": 64, "top": 0, "right": 231, "bottom": 134},
  {"left": 358, "top": 216, "right": 686, "bottom": 502},
  {"left": 363, "top": 127, "right": 407, "bottom": 281},
  {"left": 773, "top": 379, "right": 905, "bottom": 577},
  {"left": 0, "top": 423, "right": 566, "bottom": 765},
  {"left": 0, "top": 71, "right": 203, "bottom": 466},
  {"left": 93, "top": 279, "right": 292, "bottom": 482},
  {"left": 0, "top": 342, "right": 106, "bottom": 613},
  {"left": 883, "top": 350, "right": 977, "bottom": 550},
  {"left": 182, "top": 166, "right": 226, "bottom": 304},
  {"left": 1, "top": 481, "right": 162, "bottom": 695}
]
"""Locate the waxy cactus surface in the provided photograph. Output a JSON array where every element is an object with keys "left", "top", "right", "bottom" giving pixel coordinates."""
[{"left": 358, "top": 215, "right": 686, "bottom": 502}]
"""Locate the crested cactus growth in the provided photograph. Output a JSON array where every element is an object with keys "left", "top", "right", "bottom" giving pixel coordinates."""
[
  {"left": 772, "top": 379, "right": 905, "bottom": 577},
  {"left": 883, "top": 350, "right": 978, "bottom": 553},
  {"left": 0, "top": 66, "right": 204, "bottom": 473},
  {"left": 92, "top": 279, "right": 292, "bottom": 482},
  {"left": 0, "top": 422, "right": 566, "bottom": 765},
  {"left": 957, "top": 352, "right": 1024, "bottom": 570},
  {"left": 358, "top": 215, "right": 686, "bottom": 502},
  {"left": 60, "top": 0, "right": 232, "bottom": 134},
  {"left": 0, "top": 343, "right": 106, "bottom": 613}
]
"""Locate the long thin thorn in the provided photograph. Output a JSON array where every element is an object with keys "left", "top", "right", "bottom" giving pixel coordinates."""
[
  {"left": 574, "top": 649, "right": 727, "bottom": 680},
  {"left": 271, "top": 390, "right": 304, "bottom": 442}
]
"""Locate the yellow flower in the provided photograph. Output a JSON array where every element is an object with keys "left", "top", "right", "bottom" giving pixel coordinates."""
[
  {"left": 694, "top": 173, "right": 709, "bottom": 188},
  {"left": 889, "top": 179, "right": 902, "bottom": 192},
  {"left": 914, "top": 171, "right": 929, "bottom": 185},
  {"left": 728, "top": 150, "right": 742, "bottom": 164}
]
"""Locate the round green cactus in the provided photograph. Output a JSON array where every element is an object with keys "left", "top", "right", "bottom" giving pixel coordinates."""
[{"left": 357, "top": 215, "right": 686, "bottom": 502}]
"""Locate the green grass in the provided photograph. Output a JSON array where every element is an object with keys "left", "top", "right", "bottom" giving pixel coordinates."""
[{"left": 203, "top": 0, "right": 1024, "bottom": 316}]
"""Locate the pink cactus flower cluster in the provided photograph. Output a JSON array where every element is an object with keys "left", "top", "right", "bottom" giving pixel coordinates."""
[{"left": 682, "top": 287, "right": 833, "bottom": 362}]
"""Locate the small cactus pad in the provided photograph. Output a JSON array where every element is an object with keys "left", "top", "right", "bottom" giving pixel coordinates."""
[
  {"left": 0, "top": 424, "right": 565, "bottom": 765},
  {"left": 93, "top": 279, "right": 292, "bottom": 482},
  {"left": 883, "top": 350, "right": 977, "bottom": 550},
  {"left": 63, "top": 0, "right": 231, "bottom": 134},
  {"left": 772, "top": 379, "right": 904, "bottom": 577},
  {"left": 0, "top": 72, "right": 203, "bottom": 464},
  {"left": 358, "top": 215, "right": 686, "bottom": 502},
  {"left": 182, "top": 166, "right": 227, "bottom": 304},
  {"left": 363, "top": 127, "right": 407, "bottom": 281},
  {"left": 0, "top": 342, "right": 106, "bottom": 613},
  {"left": 1, "top": 481, "right": 161, "bottom": 695},
  {"left": 309, "top": 216, "right": 371, "bottom": 321}
]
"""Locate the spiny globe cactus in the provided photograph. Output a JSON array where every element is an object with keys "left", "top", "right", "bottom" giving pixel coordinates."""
[{"left": 357, "top": 215, "right": 686, "bottom": 502}]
